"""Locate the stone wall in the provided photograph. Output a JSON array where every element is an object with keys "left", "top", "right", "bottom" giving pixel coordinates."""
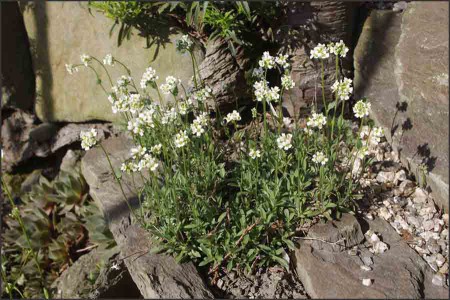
[
  {"left": 354, "top": 2, "right": 449, "bottom": 210},
  {"left": 18, "top": 1, "right": 203, "bottom": 123}
]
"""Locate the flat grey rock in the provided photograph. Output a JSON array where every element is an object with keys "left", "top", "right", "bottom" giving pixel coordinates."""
[{"left": 294, "top": 217, "right": 448, "bottom": 299}]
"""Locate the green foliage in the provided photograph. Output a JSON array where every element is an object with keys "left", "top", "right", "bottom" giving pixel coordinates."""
[
  {"left": 89, "top": 1, "right": 286, "bottom": 54},
  {"left": 73, "top": 38, "right": 380, "bottom": 277},
  {"left": 1, "top": 169, "right": 115, "bottom": 299}
]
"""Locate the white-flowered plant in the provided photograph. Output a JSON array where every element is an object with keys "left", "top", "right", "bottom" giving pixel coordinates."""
[
  {"left": 310, "top": 43, "right": 330, "bottom": 59},
  {"left": 353, "top": 100, "right": 371, "bottom": 118},
  {"left": 312, "top": 151, "right": 328, "bottom": 165},
  {"left": 65, "top": 64, "right": 79, "bottom": 75},
  {"left": 103, "top": 54, "right": 114, "bottom": 66},
  {"left": 80, "top": 54, "right": 92, "bottom": 66},
  {"left": 72, "top": 40, "right": 381, "bottom": 276},
  {"left": 277, "top": 133, "right": 293, "bottom": 150},
  {"left": 80, "top": 129, "right": 98, "bottom": 150},
  {"left": 328, "top": 40, "right": 349, "bottom": 58}
]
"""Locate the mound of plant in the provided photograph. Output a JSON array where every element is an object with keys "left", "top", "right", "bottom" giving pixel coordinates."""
[
  {"left": 1, "top": 169, "right": 115, "bottom": 299},
  {"left": 66, "top": 38, "right": 384, "bottom": 280},
  {"left": 89, "top": 1, "right": 286, "bottom": 55}
]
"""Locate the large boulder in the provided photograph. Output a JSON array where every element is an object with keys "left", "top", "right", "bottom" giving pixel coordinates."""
[
  {"left": 354, "top": 3, "right": 449, "bottom": 211},
  {"left": 1, "top": 2, "right": 35, "bottom": 111},
  {"left": 19, "top": 1, "right": 203, "bottom": 123},
  {"left": 81, "top": 135, "right": 214, "bottom": 298}
]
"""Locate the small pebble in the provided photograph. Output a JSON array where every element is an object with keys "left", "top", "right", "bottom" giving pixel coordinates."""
[
  {"left": 432, "top": 273, "right": 445, "bottom": 286},
  {"left": 362, "top": 278, "right": 373, "bottom": 286},
  {"left": 423, "top": 220, "right": 435, "bottom": 231},
  {"left": 360, "top": 265, "right": 372, "bottom": 271},
  {"left": 361, "top": 256, "right": 373, "bottom": 266}
]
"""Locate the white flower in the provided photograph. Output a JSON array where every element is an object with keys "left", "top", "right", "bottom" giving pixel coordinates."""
[
  {"left": 174, "top": 130, "right": 189, "bottom": 148},
  {"left": 254, "top": 80, "right": 269, "bottom": 102},
  {"left": 178, "top": 101, "right": 190, "bottom": 115},
  {"left": 275, "top": 54, "right": 290, "bottom": 69},
  {"left": 140, "top": 67, "right": 159, "bottom": 89},
  {"left": 258, "top": 51, "right": 275, "bottom": 69},
  {"left": 267, "top": 86, "right": 280, "bottom": 102},
  {"left": 360, "top": 126, "right": 371, "bottom": 140},
  {"left": 306, "top": 112, "right": 327, "bottom": 129},
  {"left": 117, "top": 75, "right": 132, "bottom": 88},
  {"left": 310, "top": 44, "right": 330, "bottom": 60},
  {"left": 128, "top": 94, "right": 145, "bottom": 114},
  {"left": 130, "top": 146, "right": 147, "bottom": 159},
  {"left": 150, "top": 144, "right": 162, "bottom": 155},
  {"left": 137, "top": 108, "right": 155, "bottom": 128},
  {"left": 304, "top": 127, "right": 314, "bottom": 136},
  {"left": 371, "top": 127, "right": 384, "bottom": 144},
  {"left": 312, "top": 151, "right": 328, "bottom": 165},
  {"left": 80, "top": 54, "right": 92, "bottom": 66},
  {"left": 189, "top": 87, "right": 212, "bottom": 104},
  {"left": 160, "top": 76, "right": 180, "bottom": 95},
  {"left": 328, "top": 40, "right": 349, "bottom": 58},
  {"left": 252, "top": 67, "right": 264, "bottom": 78},
  {"left": 196, "top": 112, "right": 209, "bottom": 126},
  {"left": 127, "top": 119, "right": 145, "bottom": 136},
  {"left": 281, "top": 74, "right": 295, "bottom": 90},
  {"left": 277, "top": 133, "right": 293, "bottom": 151},
  {"left": 65, "top": 64, "right": 79, "bottom": 75},
  {"left": 80, "top": 129, "right": 98, "bottom": 150},
  {"left": 176, "top": 34, "right": 193, "bottom": 53},
  {"left": 224, "top": 110, "right": 241, "bottom": 124},
  {"left": 356, "top": 146, "right": 369, "bottom": 159},
  {"left": 249, "top": 148, "right": 261, "bottom": 159},
  {"left": 121, "top": 161, "right": 138, "bottom": 174},
  {"left": 353, "top": 100, "right": 371, "bottom": 118},
  {"left": 161, "top": 108, "right": 177, "bottom": 124},
  {"left": 191, "top": 120, "right": 205, "bottom": 137},
  {"left": 103, "top": 54, "right": 114, "bottom": 66},
  {"left": 283, "top": 117, "right": 293, "bottom": 128},
  {"left": 138, "top": 153, "right": 159, "bottom": 172},
  {"left": 331, "top": 78, "right": 353, "bottom": 101},
  {"left": 111, "top": 262, "right": 120, "bottom": 271},
  {"left": 251, "top": 107, "right": 258, "bottom": 118}
]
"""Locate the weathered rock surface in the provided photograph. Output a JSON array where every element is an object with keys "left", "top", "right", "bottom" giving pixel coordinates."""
[
  {"left": 1, "top": 108, "right": 118, "bottom": 170},
  {"left": 19, "top": 1, "right": 203, "bottom": 123},
  {"left": 198, "top": 39, "right": 250, "bottom": 113},
  {"left": 282, "top": 1, "right": 356, "bottom": 118},
  {"left": 354, "top": 3, "right": 449, "bottom": 211},
  {"left": 52, "top": 247, "right": 140, "bottom": 299},
  {"left": 295, "top": 216, "right": 448, "bottom": 299},
  {"left": 81, "top": 135, "right": 214, "bottom": 298},
  {"left": 1, "top": 2, "right": 35, "bottom": 111}
]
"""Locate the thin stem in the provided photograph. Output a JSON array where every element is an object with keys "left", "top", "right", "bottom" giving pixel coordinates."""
[{"left": 320, "top": 61, "right": 327, "bottom": 115}]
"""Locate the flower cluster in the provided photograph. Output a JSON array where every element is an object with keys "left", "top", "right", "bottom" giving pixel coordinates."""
[
  {"left": 80, "top": 54, "right": 92, "bottom": 67},
  {"left": 80, "top": 129, "right": 98, "bottom": 150},
  {"left": 161, "top": 108, "right": 178, "bottom": 125},
  {"left": 353, "top": 100, "right": 371, "bottom": 118},
  {"left": 277, "top": 133, "right": 293, "bottom": 151},
  {"left": 275, "top": 54, "right": 290, "bottom": 69},
  {"left": 306, "top": 112, "right": 327, "bottom": 129},
  {"left": 281, "top": 74, "right": 295, "bottom": 90},
  {"left": 121, "top": 146, "right": 159, "bottom": 173},
  {"left": 65, "top": 64, "right": 79, "bottom": 75},
  {"left": 310, "top": 44, "right": 330, "bottom": 60},
  {"left": 328, "top": 40, "right": 349, "bottom": 58},
  {"left": 103, "top": 54, "right": 114, "bottom": 66},
  {"left": 360, "top": 126, "right": 385, "bottom": 146},
  {"left": 331, "top": 78, "right": 353, "bottom": 101},
  {"left": 191, "top": 112, "right": 209, "bottom": 137},
  {"left": 160, "top": 76, "right": 181, "bottom": 95},
  {"left": 189, "top": 87, "right": 212, "bottom": 104},
  {"left": 259, "top": 51, "right": 276, "bottom": 69},
  {"left": 176, "top": 34, "right": 193, "bottom": 53},
  {"left": 224, "top": 110, "right": 241, "bottom": 124},
  {"left": 174, "top": 130, "right": 189, "bottom": 148},
  {"left": 312, "top": 151, "right": 328, "bottom": 165},
  {"left": 140, "top": 67, "right": 159, "bottom": 89},
  {"left": 253, "top": 80, "right": 280, "bottom": 102},
  {"left": 249, "top": 148, "right": 261, "bottom": 159}
]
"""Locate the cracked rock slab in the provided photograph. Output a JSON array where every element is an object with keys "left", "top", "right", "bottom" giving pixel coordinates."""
[
  {"left": 294, "top": 216, "right": 447, "bottom": 299},
  {"left": 81, "top": 135, "right": 213, "bottom": 299}
]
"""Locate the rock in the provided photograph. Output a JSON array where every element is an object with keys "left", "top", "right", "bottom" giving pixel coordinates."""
[
  {"left": 371, "top": 241, "right": 389, "bottom": 254},
  {"left": 360, "top": 265, "right": 372, "bottom": 272},
  {"left": 198, "top": 39, "right": 250, "bottom": 113},
  {"left": 394, "top": 170, "right": 407, "bottom": 184},
  {"left": 60, "top": 150, "right": 82, "bottom": 173},
  {"left": 362, "top": 278, "right": 372, "bottom": 286},
  {"left": 1, "top": 2, "right": 35, "bottom": 111},
  {"left": 413, "top": 188, "right": 428, "bottom": 204},
  {"left": 354, "top": 3, "right": 449, "bottom": 211},
  {"left": 29, "top": 123, "right": 59, "bottom": 143},
  {"left": 306, "top": 213, "right": 364, "bottom": 252},
  {"left": 435, "top": 254, "right": 446, "bottom": 268},
  {"left": 20, "top": 169, "right": 42, "bottom": 193},
  {"left": 52, "top": 247, "right": 139, "bottom": 299},
  {"left": 443, "top": 214, "right": 449, "bottom": 225},
  {"left": 20, "top": 1, "right": 203, "bottom": 123},
  {"left": 432, "top": 274, "right": 445, "bottom": 287},
  {"left": 439, "top": 263, "right": 448, "bottom": 274},
  {"left": 81, "top": 135, "right": 213, "bottom": 298},
  {"left": 392, "top": 1, "right": 408, "bottom": 12},
  {"left": 423, "top": 220, "right": 435, "bottom": 231},
  {"left": 294, "top": 217, "right": 448, "bottom": 299},
  {"left": 361, "top": 256, "right": 373, "bottom": 267},
  {"left": 376, "top": 171, "right": 395, "bottom": 183},
  {"left": 378, "top": 207, "right": 392, "bottom": 221},
  {"left": 397, "top": 180, "right": 416, "bottom": 197}
]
